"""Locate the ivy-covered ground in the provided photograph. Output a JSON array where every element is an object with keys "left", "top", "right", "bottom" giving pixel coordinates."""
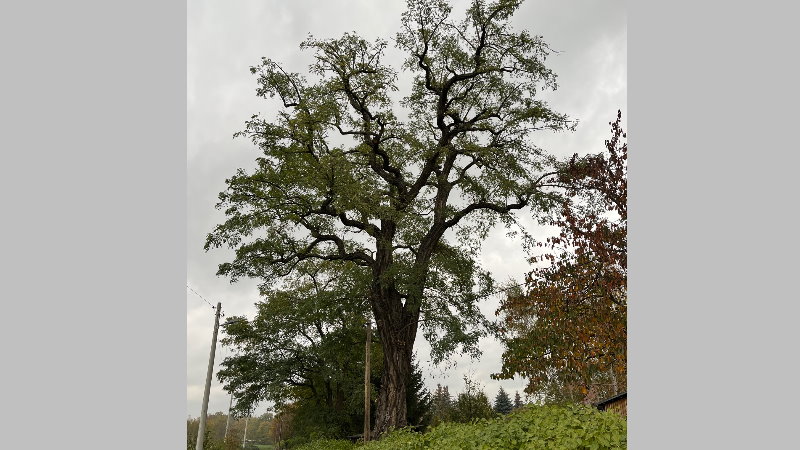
[{"left": 294, "top": 404, "right": 626, "bottom": 450}]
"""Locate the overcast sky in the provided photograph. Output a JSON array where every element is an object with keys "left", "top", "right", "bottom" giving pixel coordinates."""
[{"left": 187, "top": 0, "right": 626, "bottom": 419}]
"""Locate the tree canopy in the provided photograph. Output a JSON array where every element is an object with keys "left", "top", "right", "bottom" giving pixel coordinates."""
[
  {"left": 205, "top": 0, "right": 574, "bottom": 433},
  {"left": 218, "top": 262, "right": 369, "bottom": 416},
  {"left": 494, "top": 111, "right": 627, "bottom": 403}
]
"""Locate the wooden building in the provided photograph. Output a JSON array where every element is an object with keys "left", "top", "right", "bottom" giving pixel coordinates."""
[{"left": 596, "top": 392, "right": 627, "bottom": 417}]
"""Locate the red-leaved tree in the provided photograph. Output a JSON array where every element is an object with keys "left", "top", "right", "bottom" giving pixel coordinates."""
[{"left": 494, "top": 111, "right": 627, "bottom": 403}]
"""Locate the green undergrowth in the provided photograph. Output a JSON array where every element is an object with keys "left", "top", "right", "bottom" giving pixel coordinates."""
[{"left": 294, "top": 404, "right": 626, "bottom": 450}]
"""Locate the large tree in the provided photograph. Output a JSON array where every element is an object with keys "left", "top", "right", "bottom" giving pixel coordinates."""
[
  {"left": 206, "top": 0, "right": 572, "bottom": 434},
  {"left": 494, "top": 111, "right": 627, "bottom": 403}
]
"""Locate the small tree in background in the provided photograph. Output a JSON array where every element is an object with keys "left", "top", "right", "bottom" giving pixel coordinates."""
[
  {"left": 429, "top": 384, "right": 453, "bottom": 426},
  {"left": 452, "top": 376, "right": 495, "bottom": 423},
  {"left": 493, "top": 387, "right": 513, "bottom": 415},
  {"left": 513, "top": 391, "right": 523, "bottom": 410},
  {"left": 406, "top": 358, "right": 433, "bottom": 428}
]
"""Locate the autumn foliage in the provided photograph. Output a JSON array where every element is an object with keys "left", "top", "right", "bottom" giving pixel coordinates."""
[{"left": 495, "top": 111, "right": 627, "bottom": 403}]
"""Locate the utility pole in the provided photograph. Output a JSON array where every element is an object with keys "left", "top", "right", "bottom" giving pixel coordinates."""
[
  {"left": 242, "top": 416, "right": 249, "bottom": 448},
  {"left": 224, "top": 392, "right": 234, "bottom": 440},
  {"left": 277, "top": 417, "right": 282, "bottom": 450},
  {"left": 196, "top": 302, "right": 221, "bottom": 450},
  {"left": 363, "top": 319, "right": 371, "bottom": 442}
]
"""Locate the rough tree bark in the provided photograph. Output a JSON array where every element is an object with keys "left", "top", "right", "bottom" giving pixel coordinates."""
[{"left": 372, "top": 307, "right": 416, "bottom": 434}]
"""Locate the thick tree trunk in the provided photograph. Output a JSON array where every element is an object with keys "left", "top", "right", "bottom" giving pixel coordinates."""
[
  {"left": 370, "top": 220, "right": 422, "bottom": 437},
  {"left": 372, "top": 313, "right": 415, "bottom": 436}
]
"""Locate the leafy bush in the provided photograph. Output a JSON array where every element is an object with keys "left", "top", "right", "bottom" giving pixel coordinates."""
[
  {"left": 450, "top": 376, "right": 497, "bottom": 423},
  {"left": 293, "top": 438, "right": 356, "bottom": 450},
  {"left": 296, "top": 404, "right": 626, "bottom": 449},
  {"left": 360, "top": 428, "right": 426, "bottom": 450},
  {"left": 421, "top": 404, "right": 626, "bottom": 449}
]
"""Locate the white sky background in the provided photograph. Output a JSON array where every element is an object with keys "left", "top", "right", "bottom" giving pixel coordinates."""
[{"left": 188, "top": 0, "right": 626, "bottom": 419}]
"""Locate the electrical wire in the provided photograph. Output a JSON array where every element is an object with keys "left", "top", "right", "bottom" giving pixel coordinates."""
[{"left": 187, "top": 284, "right": 216, "bottom": 309}]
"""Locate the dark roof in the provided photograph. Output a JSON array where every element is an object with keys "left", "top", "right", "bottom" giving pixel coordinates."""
[{"left": 595, "top": 391, "right": 627, "bottom": 409}]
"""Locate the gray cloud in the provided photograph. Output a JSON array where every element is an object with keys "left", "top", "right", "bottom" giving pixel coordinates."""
[{"left": 188, "top": 0, "right": 626, "bottom": 418}]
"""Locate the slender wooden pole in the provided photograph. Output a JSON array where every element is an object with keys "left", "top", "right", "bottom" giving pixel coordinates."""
[
  {"left": 196, "top": 302, "right": 222, "bottom": 450},
  {"left": 224, "top": 392, "right": 233, "bottom": 439},
  {"left": 363, "top": 319, "right": 372, "bottom": 442},
  {"left": 242, "top": 416, "right": 249, "bottom": 448}
]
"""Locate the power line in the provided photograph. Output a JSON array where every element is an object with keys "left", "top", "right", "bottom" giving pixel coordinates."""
[
  {"left": 186, "top": 284, "right": 235, "bottom": 320},
  {"left": 187, "top": 284, "right": 216, "bottom": 310}
]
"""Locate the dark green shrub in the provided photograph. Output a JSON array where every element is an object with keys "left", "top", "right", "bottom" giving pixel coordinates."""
[{"left": 450, "top": 376, "right": 497, "bottom": 423}]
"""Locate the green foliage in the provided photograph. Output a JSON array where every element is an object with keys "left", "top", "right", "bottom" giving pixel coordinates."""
[
  {"left": 267, "top": 357, "right": 433, "bottom": 446},
  {"left": 513, "top": 391, "right": 523, "bottom": 410},
  {"left": 361, "top": 428, "right": 427, "bottom": 450},
  {"left": 296, "top": 404, "right": 626, "bottom": 449},
  {"left": 219, "top": 262, "right": 437, "bottom": 443},
  {"left": 218, "top": 262, "right": 370, "bottom": 440},
  {"left": 493, "top": 387, "right": 514, "bottom": 415},
  {"left": 406, "top": 358, "right": 433, "bottom": 428},
  {"left": 429, "top": 384, "right": 453, "bottom": 427},
  {"left": 293, "top": 438, "right": 357, "bottom": 450},
  {"left": 201, "top": 427, "right": 224, "bottom": 450},
  {"left": 432, "top": 404, "right": 626, "bottom": 449},
  {"left": 451, "top": 376, "right": 496, "bottom": 423},
  {"left": 205, "top": 0, "right": 573, "bottom": 372}
]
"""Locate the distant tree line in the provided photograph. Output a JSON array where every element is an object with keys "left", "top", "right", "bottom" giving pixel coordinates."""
[
  {"left": 428, "top": 377, "right": 527, "bottom": 427},
  {"left": 187, "top": 411, "right": 273, "bottom": 450}
]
